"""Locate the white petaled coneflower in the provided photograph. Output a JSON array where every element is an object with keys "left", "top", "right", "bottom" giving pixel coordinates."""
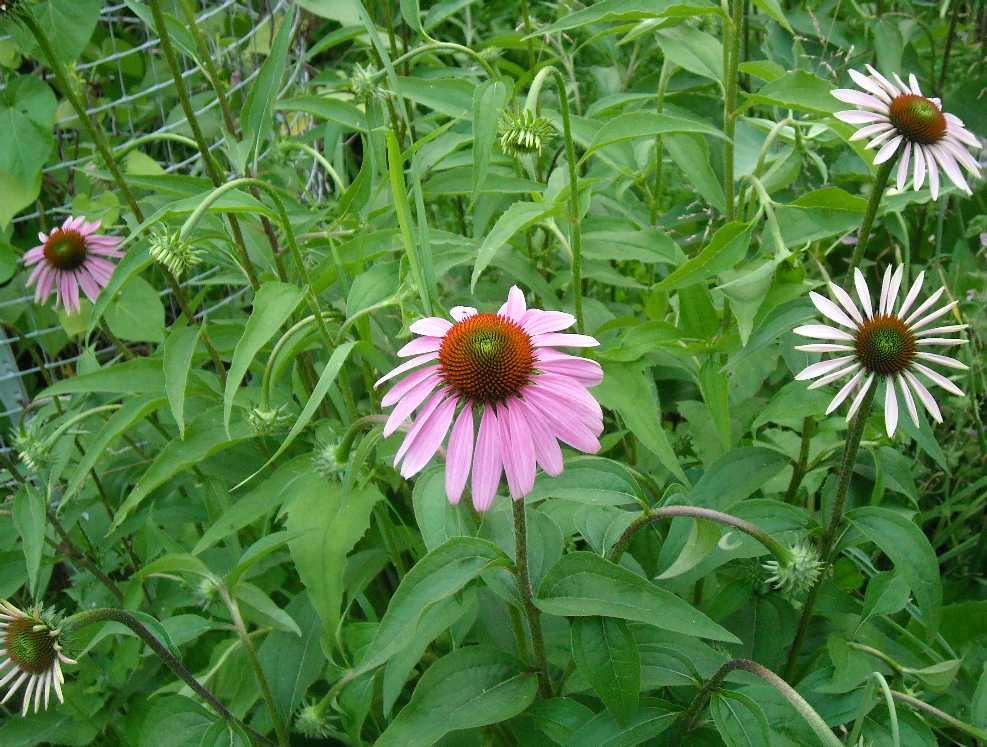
[
  {"left": 498, "top": 108, "right": 555, "bottom": 158},
  {"left": 763, "top": 542, "right": 824, "bottom": 596},
  {"left": 0, "top": 601, "right": 76, "bottom": 716},
  {"left": 832, "top": 66, "right": 981, "bottom": 200},
  {"left": 794, "top": 265, "right": 968, "bottom": 437},
  {"left": 148, "top": 228, "right": 201, "bottom": 280}
]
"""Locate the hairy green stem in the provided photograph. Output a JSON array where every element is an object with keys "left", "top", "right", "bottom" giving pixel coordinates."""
[
  {"left": 512, "top": 499, "right": 552, "bottom": 698},
  {"left": 784, "top": 385, "right": 876, "bottom": 679},
  {"left": 722, "top": 0, "right": 743, "bottom": 221},
  {"left": 62, "top": 608, "right": 273, "bottom": 746},
  {"left": 784, "top": 417, "right": 815, "bottom": 503},
  {"left": 608, "top": 505, "right": 792, "bottom": 565},
  {"left": 892, "top": 690, "right": 987, "bottom": 742},
  {"left": 650, "top": 58, "right": 673, "bottom": 226},
  {"left": 676, "top": 658, "right": 842, "bottom": 746},
  {"left": 847, "top": 156, "right": 896, "bottom": 278}
]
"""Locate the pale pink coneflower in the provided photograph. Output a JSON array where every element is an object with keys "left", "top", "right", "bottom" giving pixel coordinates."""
[
  {"left": 832, "top": 66, "right": 981, "bottom": 200},
  {"left": 23, "top": 216, "right": 124, "bottom": 315},
  {"left": 377, "top": 286, "right": 604, "bottom": 511},
  {"left": 794, "top": 265, "right": 968, "bottom": 437}
]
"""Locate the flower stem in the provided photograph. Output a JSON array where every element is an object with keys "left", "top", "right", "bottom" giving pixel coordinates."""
[
  {"left": 676, "top": 658, "right": 842, "bottom": 746},
  {"left": 608, "top": 505, "right": 791, "bottom": 565},
  {"left": 218, "top": 586, "right": 289, "bottom": 747},
  {"left": 62, "top": 608, "right": 273, "bottom": 746},
  {"left": 784, "top": 416, "right": 815, "bottom": 503},
  {"left": 891, "top": 690, "right": 987, "bottom": 742},
  {"left": 784, "top": 384, "right": 876, "bottom": 679},
  {"left": 650, "top": 57, "right": 673, "bottom": 226},
  {"left": 722, "top": 0, "right": 744, "bottom": 222},
  {"left": 146, "top": 0, "right": 260, "bottom": 290},
  {"left": 511, "top": 498, "right": 552, "bottom": 698},
  {"left": 846, "top": 156, "right": 896, "bottom": 279}
]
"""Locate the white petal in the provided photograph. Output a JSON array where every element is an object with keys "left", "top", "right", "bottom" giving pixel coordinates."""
[
  {"left": 866, "top": 128, "right": 899, "bottom": 150},
  {"left": 850, "top": 68, "right": 893, "bottom": 102},
  {"left": 885, "top": 265, "right": 904, "bottom": 317},
  {"left": 903, "top": 370, "right": 942, "bottom": 423},
  {"left": 941, "top": 137, "right": 982, "bottom": 174},
  {"left": 52, "top": 662, "right": 63, "bottom": 704},
  {"left": 916, "top": 323, "right": 967, "bottom": 337},
  {"left": 908, "top": 73, "right": 922, "bottom": 96},
  {"left": 846, "top": 373, "right": 875, "bottom": 420},
  {"left": 945, "top": 116, "right": 982, "bottom": 147},
  {"left": 829, "top": 282, "right": 864, "bottom": 325},
  {"left": 913, "top": 144, "right": 927, "bottom": 191},
  {"left": 891, "top": 73, "right": 911, "bottom": 96},
  {"left": 836, "top": 110, "right": 890, "bottom": 124},
  {"left": 896, "top": 271, "right": 925, "bottom": 318},
  {"left": 825, "top": 369, "right": 865, "bottom": 413},
  {"left": 897, "top": 374, "right": 919, "bottom": 427},
  {"left": 927, "top": 146, "right": 940, "bottom": 199},
  {"left": 878, "top": 266, "right": 893, "bottom": 316},
  {"left": 21, "top": 674, "right": 37, "bottom": 716},
  {"left": 874, "top": 135, "right": 903, "bottom": 164},
  {"left": 913, "top": 362, "right": 964, "bottom": 396},
  {"left": 809, "top": 362, "right": 861, "bottom": 389},
  {"left": 884, "top": 379, "right": 898, "bottom": 437},
  {"left": 896, "top": 141, "right": 912, "bottom": 191},
  {"left": 810, "top": 291, "right": 858, "bottom": 328},
  {"left": 930, "top": 144, "right": 970, "bottom": 194},
  {"left": 853, "top": 268, "right": 874, "bottom": 319},
  {"left": 793, "top": 324, "right": 855, "bottom": 341},
  {"left": 850, "top": 122, "right": 894, "bottom": 142},
  {"left": 902, "top": 285, "right": 943, "bottom": 326},
  {"left": 450, "top": 306, "right": 477, "bottom": 321},
  {"left": 796, "top": 355, "right": 857, "bottom": 381},
  {"left": 917, "top": 338, "right": 967, "bottom": 347},
  {"left": 910, "top": 298, "right": 955, "bottom": 330},
  {"left": 795, "top": 343, "right": 855, "bottom": 352},
  {"left": 864, "top": 65, "right": 901, "bottom": 97},
  {"left": 916, "top": 352, "right": 968, "bottom": 371},
  {"left": 832, "top": 89, "right": 888, "bottom": 110}
]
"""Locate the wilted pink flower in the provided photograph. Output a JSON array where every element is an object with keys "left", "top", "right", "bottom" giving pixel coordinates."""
[
  {"left": 378, "top": 286, "right": 604, "bottom": 511},
  {"left": 23, "top": 216, "right": 123, "bottom": 315}
]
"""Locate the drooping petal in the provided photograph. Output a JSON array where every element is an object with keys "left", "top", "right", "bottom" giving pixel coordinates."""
[
  {"left": 846, "top": 373, "right": 875, "bottom": 420},
  {"left": 930, "top": 144, "right": 970, "bottom": 194},
  {"left": 903, "top": 370, "right": 942, "bottom": 423},
  {"left": 897, "top": 374, "right": 919, "bottom": 427},
  {"left": 884, "top": 379, "right": 898, "bottom": 437},
  {"left": 913, "top": 143, "right": 927, "bottom": 191},
  {"left": 393, "top": 390, "right": 447, "bottom": 465},
  {"left": 516, "top": 397, "right": 564, "bottom": 476},
  {"left": 913, "top": 363, "right": 965, "bottom": 396},
  {"left": 825, "top": 370, "right": 864, "bottom": 414},
  {"left": 445, "top": 405, "right": 474, "bottom": 504},
  {"left": 375, "top": 352, "right": 439, "bottom": 388},
  {"left": 873, "top": 135, "right": 903, "bottom": 164},
  {"left": 499, "top": 401, "right": 536, "bottom": 499},
  {"left": 383, "top": 374, "right": 442, "bottom": 436},
  {"left": 396, "top": 336, "right": 443, "bottom": 357},
  {"left": 381, "top": 365, "right": 442, "bottom": 407},
  {"left": 399, "top": 395, "right": 458, "bottom": 478},
  {"left": 808, "top": 362, "right": 860, "bottom": 390},
  {"left": 896, "top": 141, "right": 912, "bottom": 191},
  {"left": 471, "top": 406, "right": 503, "bottom": 511},
  {"left": 915, "top": 351, "right": 968, "bottom": 371},
  {"left": 536, "top": 355, "right": 604, "bottom": 386},
  {"left": 926, "top": 145, "right": 941, "bottom": 199},
  {"left": 795, "top": 355, "right": 857, "bottom": 381}
]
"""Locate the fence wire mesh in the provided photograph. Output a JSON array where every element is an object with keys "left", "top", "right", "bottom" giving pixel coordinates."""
[{"left": 0, "top": 0, "right": 290, "bottom": 439}]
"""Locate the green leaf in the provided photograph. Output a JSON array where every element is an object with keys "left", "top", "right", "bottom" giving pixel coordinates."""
[
  {"left": 699, "top": 358, "right": 731, "bottom": 449},
  {"left": 536, "top": 552, "right": 740, "bottom": 642},
  {"left": 63, "top": 397, "right": 166, "bottom": 503},
  {"left": 355, "top": 537, "right": 512, "bottom": 675},
  {"left": 16, "top": 0, "right": 102, "bottom": 64},
  {"left": 711, "top": 691, "right": 773, "bottom": 747},
  {"left": 535, "top": 0, "right": 717, "bottom": 34},
  {"left": 163, "top": 325, "right": 200, "bottom": 439},
  {"left": 39, "top": 358, "right": 166, "bottom": 398},
  {"left": 595, "top": 361, "right": 687, "bottom": 483},
  {"left": 665, "top": 133, "right": 726, "bottom": 212},
  {"left": 104, "top": 275, "right": 165, "bottom": 343},
  {"left": 745, "top": 71, "right": 841, "bottom": 115},
  {"left": 257, "top": 595, "right": 325, "bottom": 726},
  {"left": 657, "top": 518, "right": 721, "bottom": 579},
  {"left": 111, "top": 409, "right": 254, "bottom": 531},
  {"left": 471, "top": 79, "right": 509, "bottom": 201},
  {"left": 566, "top": 697, "right": 677, "bottom": 747},
  {"left": 655, "top": 25, "right": 723, "bottom": 84},
  {"left": 235, "top": 582, "right": 301, "bottom": 636},
  {"left": 751, "top": 0, "right": 792, "bottom": 31},
  {"left": 471, "top": 200, "right": 563, "bottom": 291},
  {"left": 688, "top": 447, "right": 790, "bottom": 509},
  {"left": 276, "top": 96, "right": 368, "bottom": 131},
  {"left": 845, "top": 507, "right": 943, "bottom": 635},
  {"left": 238, "top": 341, "right": 357, "bottom": 485},
  {"left": 581, "top": 112, "right": 723, "bottom": 162},
  {"left": 226, "top": 531, "right": 296, "bottom": 589},
  {"left": 376, "top": 647, "right": 538, "bottom": 747},
  {"left": 0, "top": 77, "right": 55, "bottom": 227},
  {"left": 412, "top": 465, "right": 479, "bottom": 551},
  {"left": 286, "top": 483, "right": 383, "bottom": 646},
  {"left": 572, "top": 617, "right": 640, "bottom": 725},
  {"left": 386, "top": 130, "right": 433, "bottom": 313},
  {"left": 12, "top": 487, "right": 45, "bottom": 597},
  {"left": 136, "top": 553, "right": 214, "bottom": 582},
  {"left": 224, "top": 281, "right": 305, "bottom": 437},
  {"left": 399, "top": 0, "right": 425, "bottom": 36},
  {"left": 775, "top": 187, "right": 866, "bottom": 246},
  {"left": 242, "top": 5, "right": 297, "bottom": 163},
  {"left": 861, "top": 571, "right": 911, "bottom": 621},
  {"left": 654, "top": 221, "right": 752, "bottom": 291},
  {"left": 138, "top": 695, "right": 216, "bottom": 747},
  {"left": 972, "top": 664, "right": 987, "bottom": 730}
]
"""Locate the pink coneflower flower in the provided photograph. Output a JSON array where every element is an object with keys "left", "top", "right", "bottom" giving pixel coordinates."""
[
  {"left": 832, "top": 66, "right": 981, "bottom": 199},
  {"left": 377, "top": 286, "right": 603, "bottom": 511},
  {"left": 23, "top": 216, "right": 123, "bottom": 314},
  {"left": 794, "top": 265, "right": 968, "bottom": 437},
  {"left": 0, "top": 600, "right": 76, "bottom": 716}
]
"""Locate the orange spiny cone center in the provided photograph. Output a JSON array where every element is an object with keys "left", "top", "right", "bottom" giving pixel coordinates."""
[
  {"left": 888, "top": 94, "right": 946, "bottom": 145},
  {"left": 439, "top": 313, "right": 534, "bottom": 403},
  {"left": 43, "top": 230, "right": 88, "bottom": 271},
  {"left": 854, "top": 315, "right": 916, "bottom": 375}
]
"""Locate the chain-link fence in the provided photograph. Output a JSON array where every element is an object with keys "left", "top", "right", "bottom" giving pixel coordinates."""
[{"left": 0, "top": 0, "right": 291, "bottom": 438}]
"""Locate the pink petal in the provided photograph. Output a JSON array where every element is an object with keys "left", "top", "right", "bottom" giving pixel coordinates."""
[
  {"left": 500, "top": 400, "right": 536, "bottom": 499},
  {"left": 375, "top": 352, "right": 439, "bottom": 388},
  {"left": 76, "top": 266, "right": 102, "bottom": 303},
  {"left": 381, "top": 365, "right": 441, "bottom": 407},
  {"left": 929, "top": 144, "right": 970, "bottom": 194},
  {"left": 22, "top": 246, "right": 45, "bottom": 264},
  {"left": 523, "top": 387, "right": 601, "bottom": 453},
  {"left": 397, "top": 336, "right": 443, "bottom": 357},
  {"left": 498, "top": 285, "right": 527, "bottom": 320},
  {"left": 383, "top": 375, "right": 442, "bottom": 436},
  {"left": 445, "top": 405, "right": 474, "bottom": 504},
  {"left": 520, "top": 309, "right": 576, "bottom": 335},
  {"left": 409, "top": 317, "right": 453, "bottom": 336},
  {"left": 471, "top": 406, "right": 503, "bottom": 511},
  {"left": 516, "top": 398, "right": 564, "bottom": 476},
  {"left": 394, "top": 391, "right": 447, "bottom": 464},
  {"left": 450, "top": 306, "right": 477, "bottom": 321},
  {"left": 34, "top": 267, "right": 55, "bottom": 302},
  {"left": 532, "top": 373, "right": 604, "bottom": 427},
  {"left": 536, "top": 355, "right": 604, "bottom": 386},
  {"left": 399, "top": 395, "right": 458, "bottom": 478},
  {"left": 532, "top": 333, "right": 599, "bottom": 348}
]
